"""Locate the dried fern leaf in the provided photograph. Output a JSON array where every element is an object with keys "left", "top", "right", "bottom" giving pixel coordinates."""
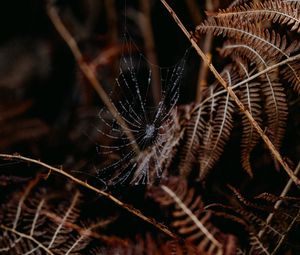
[
  {"left": 162, "top": 185, "right": 223, "bottom": 254},
  {"left": 218, "top": 42, "right": 288, "bottom": 170},
  {"left": 282, "top": 59, "right": 300, "bottom": 93},
  {"left": 0, "top": 180, "right": 118, "bottom": 255},
  {"left": 199, "top": 69, "right": 235, "bottom": 179},
  {"left": 223, "top": 188, "right": 300, "bottom": 254},
  {"left": 235, "top": 62, "right": 262, "bottom": 176},
  {"left": 214, "top": 0, "right": 300, "bottom": 33},
  {"left": 200, "top": 5, "right": 300, "bottom": 94},
  {"left": 179, "top": 94, "right": 216, "bottom": 177},
  {"left": 149, "top": 177, "right": 237, "bottom": 255},
  {"left": 197, "top": 19, "right": 290, "bottom": 58}
]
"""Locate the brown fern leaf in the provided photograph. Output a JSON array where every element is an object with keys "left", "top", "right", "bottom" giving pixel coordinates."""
[
  {"left": 199, "top": 68, "right": 235, "bottom": 180},
  {"left": 148, "top": 177, "right": 237, "bottom": 255},
  {"left": 213, "top": 47, "right": 264, "bottom": 175},
  {"left": 218, "top": 37, "right": 297, "bottom": 66},
  {"left": 213, "top": 0, "right": 300, "bottom": 33},
  {"left": 282, "top": 59, "right": 300, "bottom": 93},
  {"left": 234, "top": 60, "right": 263, "bottom": 176},
  {"left": 0, "top": 190, "right": 88, "bottom": 254},
  {"left": 179, "top": 70, "right": 235, "bottom": 179},
  {"left": 0, "top": 178, "right": 117, "bottom": 255},
  {"left": 199, "top": 19, "right": 293, "bottom": 171},
  {"left": 261, "top": 77, "right": 288, "bottom": 151},
  {"left": 199, "top": 3, "right": 300, "bottom": 95},
  {"left": 220, "top": 40, "right": 288, "bottom": 153},
  {"left": 213, "top": 188, "right": 300, "bottom": 254},
  {"left": 196, "top": 16, "right": 300, "bottom": 92},
  {"left": 196, "top": 19, "right": 292, "bottom": 59},
  {"left": 179, "top": 96, "right": 215, "bottom": 177}
]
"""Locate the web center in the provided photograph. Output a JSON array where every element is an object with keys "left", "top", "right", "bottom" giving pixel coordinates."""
[{"left": 144, "top": 124, "right": 155, "bottom": 139}]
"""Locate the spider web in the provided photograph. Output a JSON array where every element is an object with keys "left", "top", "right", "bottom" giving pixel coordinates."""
[{"left": 96, "top": 35, "right": 188, "bottom": 186}]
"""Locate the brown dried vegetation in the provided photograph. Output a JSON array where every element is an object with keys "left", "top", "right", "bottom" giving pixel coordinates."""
[{"left": 1, "top": 0, "right": 300, "bottom": 254}]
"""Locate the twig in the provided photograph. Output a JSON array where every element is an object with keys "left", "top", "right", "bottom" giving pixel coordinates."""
[
  {"left": 47, "top": 4, "right": 140, "bottom": 155},
  {"left": 192, "top": 52, "right": 300, "bottom": 114},
  {"left": 159, "top": 0, "right": 300, "bottom": 186},
  {"left": 0, "top": 153, "right": 177, "bottom": 239}
]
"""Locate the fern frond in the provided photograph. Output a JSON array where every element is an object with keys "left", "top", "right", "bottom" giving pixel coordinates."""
[
  {"left": 219, "top": 188, "right": 300, "bottom": 254},
  {"left": 249, "top": 233, "right": 271, "bottom": 255},
  {"left": 0, "top": 189, "right": 89, "bottom": 255},
  {"left": 197, "top": 19, "right": 292, "bottom": 59},
  {"left": 149, "top": 177, "right": 237, "bottom": 255},
  {"left": 262, "top": 79, "right": 288, "bottom": 150},
  {"left": 179, "top": 94, "right": 215, "bottom": 177},
  {"left": 199, "top": 68, "right": 235, "bottom": 179},
  {"left": 197, "top": 17, "right": 300, "bottom": 93},
  {"left": 0, "top": 179, "right": 120, "bottom": 255},
  {"left": 162, "top": 184, "right": 223, "bottom": 254},
  {"left": 221, "top": 42, "right": 288, "bottom": 154},
  {"left": 214, "top": 0, "right": 300, "bottom": 33},
  {"left": 233, "top": 59, "right": 262, "bottom": 176},
  {"left": 282, "top": 59, "right": 300, "bottom": 93}
]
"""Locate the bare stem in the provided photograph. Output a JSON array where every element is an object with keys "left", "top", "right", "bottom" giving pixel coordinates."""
[
  {"left": 0, "top": 153, "right": 177, "bottom": 239},
  {"left": 47, "top": 5, "right": 140, "bottom": 155},
  {"left": 159, "top": 0, "right": 300, "bottom": 186},
  {"left": 191, "top": 52, "right": 300, "bottom": 115}
]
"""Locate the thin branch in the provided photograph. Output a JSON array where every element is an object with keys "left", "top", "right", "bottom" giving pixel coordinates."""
[
  {"left": 0, "top": 153, "right": 177, "bottom": 239},
  {"left": 47, "top": 4, "right": 140, "bottom": 155},
  {"left": 192, "top": 51, "right": 300, "bottom": 114},
  {"left": 159, "top": 0, "right": 300, "bottom": 186}
]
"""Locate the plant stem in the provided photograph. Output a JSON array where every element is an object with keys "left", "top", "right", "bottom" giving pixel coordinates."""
[
  {"left": 0, "top": 153, "right": 177, "bottom": 239},
  {"left": 159, "top": 0, "right": 300, "bottom": 186},
  {"left": 47, "top": 5, "right": 140, "bottom": 155}
]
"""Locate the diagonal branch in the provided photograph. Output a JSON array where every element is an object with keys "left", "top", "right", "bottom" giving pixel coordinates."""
[
  {"left": 0, "top": 153, "right": 177, "bottom": 239},
  {"left": 47, "top": 4, "right": 140, "bottom": 155},
  {"left": 159, "top": 0, "right": 300, "bottom": 186}
]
